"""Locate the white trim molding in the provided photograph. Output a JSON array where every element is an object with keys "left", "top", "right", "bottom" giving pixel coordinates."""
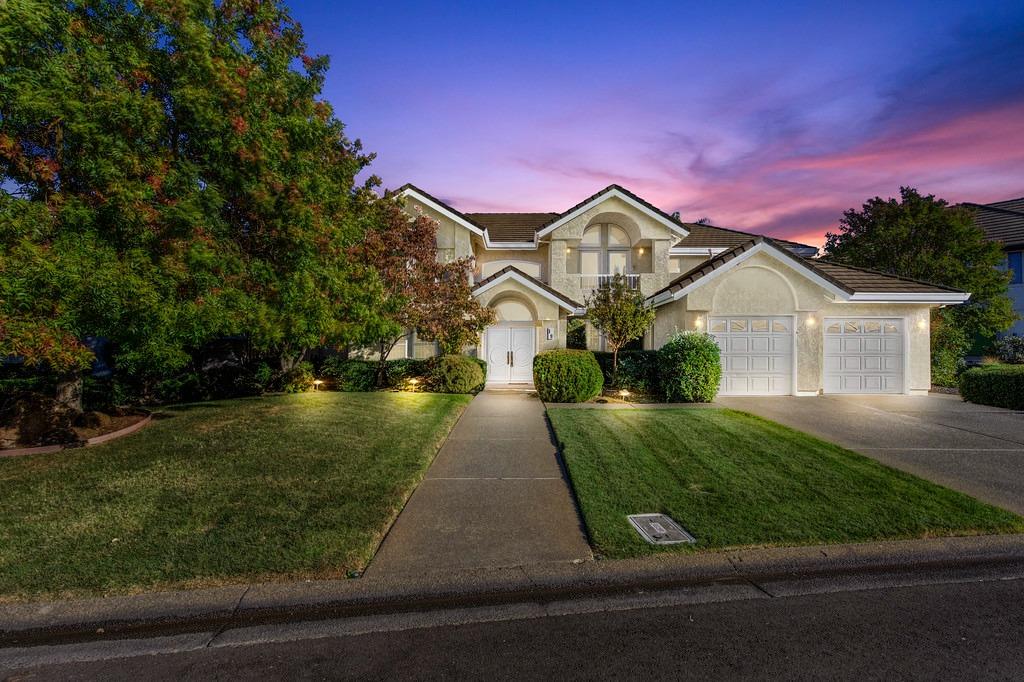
[
  {"left": 845, "top": 292, "right": 971, "bottom": 304},
  {"left": 399, "top": 186, "right": 485, "bottom": 238},
  {"left": 473, "top": 269, "right": 580, "bottom": 313},
  {"left": 536, "top": 187, "right": 690, "bottom": 240},
  {"left": 669, "top": 247, "right": 727, "bottom": 256}
]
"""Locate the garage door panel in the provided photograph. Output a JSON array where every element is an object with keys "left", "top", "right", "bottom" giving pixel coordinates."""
[
  {"left": 824, "top": 318, "right": 903, "bottom": 394},
  {"left": 711, "top": 316, "right": 793, "bottom": 396}
]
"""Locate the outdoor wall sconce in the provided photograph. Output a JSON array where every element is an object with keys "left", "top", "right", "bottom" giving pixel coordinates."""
[
  {"left": 917, "top": 318, "right": 927, "bottom": 329},
  {"left": 806, "top": 316, "right": 817, "bottom": 327},
  {"left": 638, "top": 247, "right": 645, "bottom": 255},
  {"left": 694, "top": 317, "right": 704, "bottom": 329}
]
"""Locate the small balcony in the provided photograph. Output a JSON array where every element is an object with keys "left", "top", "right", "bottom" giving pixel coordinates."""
[{"left": 579, "top": 274, "right": 640, "bottom": 296}]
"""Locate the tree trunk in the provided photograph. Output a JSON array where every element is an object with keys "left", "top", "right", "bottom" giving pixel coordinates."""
[
  {"left": 55, "top": 374, "right": 83, "bottom": 414},
  {"left": 279, "top": 352, "right": 300, "bottom": 373},
  {"left": 376, "top": 341, "right": 390, "bottom": 388},
  {"left": 611, "top": 346, "right": 619, "bottom": 385}
]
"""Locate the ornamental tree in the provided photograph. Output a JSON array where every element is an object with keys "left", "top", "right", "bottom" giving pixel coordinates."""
[
  {"left": 585, "top": 274, "right": 656, "bottom": 378},
  {"left": 823, "top": 187, "right": 1015, "bottom": 382},
  {"left": 353, "top": 198, "right": 494, "bottom": 386},
  {"left": 0, "top": 0, "right": 379, "bottom": 407}
]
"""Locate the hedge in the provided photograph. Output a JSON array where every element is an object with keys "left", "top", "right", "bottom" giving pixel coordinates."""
[
  {"left": 958, "top": 364, "right": 1024, "bottom": 410},
  {"left": 321, "top": 356, "right": 487, "bottom": 394},
  {"left": 593, "top": 350, "right": 660, "bottom": 395},
  {"left": 658, "top": 331, "right": 722, "bottom": 403},
  {"left": 533, "top": 350, "right": 604, "bottom": 403}
]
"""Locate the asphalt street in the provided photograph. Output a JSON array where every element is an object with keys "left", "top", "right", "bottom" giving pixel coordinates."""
[{"left": 6, "top": 566, "right": 1024, "bottom": 680}]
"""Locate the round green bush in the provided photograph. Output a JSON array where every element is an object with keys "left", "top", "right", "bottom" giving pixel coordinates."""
[
  {"left": 533, "top": 350, "right": 604, "bottom": 403},
  {"left": 280, "top": 361, "right": 315, "bottom": 393},
  {"left": 959, "top": 364, "right": 1024, "bottom": 410},
  {"left": 658, "top": 331, "right": 721, "bottom": 402},
  {"left": 429, "top": 354, "right": 485, "bottom": 394}
]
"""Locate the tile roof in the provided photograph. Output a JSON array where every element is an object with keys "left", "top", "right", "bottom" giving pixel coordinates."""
[
  {"left": 464, "top": 213, "right": 559, "bottom": 243},
  {"left": 650, "top": 237, "right": 964, "bottom": 300},
  {"left": 472, "top": 265, "right": 582, "bottom": 309},
  {"left": 961, "top": 200, "right": 1024, "bottom": 249},
  {"left": 674, "top": 222, "right": 818, "bottom": 255},
  {"left": 534, "top": 184, "right": 689, "bottom": 234}
]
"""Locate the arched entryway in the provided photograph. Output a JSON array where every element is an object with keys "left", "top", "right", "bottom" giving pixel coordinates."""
[{"left": 484, "top": 295, "right": 537, "bottom": 385}]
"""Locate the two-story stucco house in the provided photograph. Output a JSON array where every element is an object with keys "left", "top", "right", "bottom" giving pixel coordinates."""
[{"left": 397, "top": 184, "right": 969, "bottom": 396}]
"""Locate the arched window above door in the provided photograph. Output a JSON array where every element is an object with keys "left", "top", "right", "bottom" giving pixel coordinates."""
[{"left": 579, "top": 223, "right": 631, "bottom": 275}]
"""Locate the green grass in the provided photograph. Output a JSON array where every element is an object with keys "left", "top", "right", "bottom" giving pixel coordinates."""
[
  {"left": 0, "top": 391, "right": 470, "bottom": 601},
  {"left": 548, "top": 407, "right": 1024, "bottom": 559}
]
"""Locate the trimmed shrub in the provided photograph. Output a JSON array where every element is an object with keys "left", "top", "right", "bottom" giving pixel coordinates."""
[
  {"left": 996, "top": 336, "right": 1024, "bottom": 364},
  {"left": 280, "top": 361, "right": 315, "bottom": 393},
  {"left": 387, "top": 358, "right": 429, "bottom": 386},
  {"left": 658, "top": 331, "right": 721, "bottom": 403},
  {"left": 959, "top": 364, "right": 1024, "bottom": 410},
  {"left": 429, "top": 355, "right": 486, "bottom": 394},
  {"left": 321, "top": 358, "right": 378, "bottom": 392},
  {"left": 593, "top": 350, "right": 660, "bottom": 395},
  {"left": 533, "top": 350, "right": 604, "bottom": 403}
]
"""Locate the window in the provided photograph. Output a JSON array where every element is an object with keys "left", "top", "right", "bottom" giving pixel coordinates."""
[
  {"left": 1008, "top": 251, "right": 1023, "bottom": 285},
  {"left": 579, "top": 224, "right": 631, "bottom": 275},
  {"left": 864, "top": 321, "right": 881, "bottom": 333}
]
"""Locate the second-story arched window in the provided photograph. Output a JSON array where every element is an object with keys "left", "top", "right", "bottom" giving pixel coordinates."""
[{"left": 579, "top": 223, "right": 630, "bottom": 275}]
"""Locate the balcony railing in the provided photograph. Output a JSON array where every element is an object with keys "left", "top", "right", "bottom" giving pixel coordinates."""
[{"left": 580, "top": 274, "right": 640, "bottom": 294}]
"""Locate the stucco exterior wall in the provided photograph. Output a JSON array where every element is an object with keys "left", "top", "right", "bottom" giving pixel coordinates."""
[
  {"left": 545, "top": 196, "right": 679, "bottom": 302},
  {"left": 402, "top": 201, "right": 476, "bottom": 261},
  {"left": 650, "top": 251, "right": 936, "bottom": 394},
  {"left": 475, "top": 245, "right": 548, "bottom": 280}
]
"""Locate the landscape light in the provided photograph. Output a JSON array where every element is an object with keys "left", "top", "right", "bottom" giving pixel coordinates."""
[
  {"left": 408, "top": 378, "right": 419, "bottom": 391},
  {"left": 312, "top": 379, "right": 324, "bottom": 391},
  {"left": 619, "top": 389, "right": 630, "bottom": 398}
]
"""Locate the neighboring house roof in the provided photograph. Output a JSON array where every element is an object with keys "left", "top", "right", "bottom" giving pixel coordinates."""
[
  {"left": 671, "top": 222, "right": 818, "bottom": 257},
  {"left": 472, "top": 265, "right": 582, "bottom": 312},
  {"left": 961, "top": 199, "right": 1024, "bottom": 249},
  {"left": 649, "top": 238, "right": 969, "bottom": 306},
  {"left": 464, "top": 212, "right": 559, "bottom": 243}
]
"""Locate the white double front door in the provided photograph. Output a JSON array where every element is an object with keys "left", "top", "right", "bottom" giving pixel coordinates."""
[{"left": 485, "top": 325, "right": 535, "bottom": 384}]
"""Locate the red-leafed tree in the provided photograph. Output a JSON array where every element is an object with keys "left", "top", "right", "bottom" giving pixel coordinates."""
[{"left": 354, "top": 198, "right": 494, "bottom": 385}]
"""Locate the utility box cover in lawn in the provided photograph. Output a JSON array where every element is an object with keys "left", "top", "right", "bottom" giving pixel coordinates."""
[{"left": 628, "top": 514, "right": 696, "bottom": 545}]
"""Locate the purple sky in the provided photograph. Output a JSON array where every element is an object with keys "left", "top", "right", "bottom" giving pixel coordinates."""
[{"left": 294, "top": 1, "right": 1024, "bottom": 246}]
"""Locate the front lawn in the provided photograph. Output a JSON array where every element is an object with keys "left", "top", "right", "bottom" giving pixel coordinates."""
[
  {"left": 0, "top": 391, "right": 470, "bottom": 601},
  {"left": 548, "top": 407, "right": 1024, "bottom": 558}
]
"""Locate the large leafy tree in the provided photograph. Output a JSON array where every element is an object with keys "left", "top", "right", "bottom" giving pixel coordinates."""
[
  {"left": 0, "top": 0, "right": 377, "bottom": 407},
  {"left": 353, "top": 199, "right": 494, "bottom": 385},
  {"left": 585, "top": 274, "right": 655, "bottom": 377},
  {"left": 823, "top": 187, "right": 1015, "bottom": 381}
]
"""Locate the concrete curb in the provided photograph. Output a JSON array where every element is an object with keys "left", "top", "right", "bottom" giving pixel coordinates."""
[{"left": 3, "top": 533, "right": 1024, "bottom": 648}]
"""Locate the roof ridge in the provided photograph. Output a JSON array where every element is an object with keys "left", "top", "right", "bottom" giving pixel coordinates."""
[{"left": 681, "top": 221, "right": 817, "bottom": 250}]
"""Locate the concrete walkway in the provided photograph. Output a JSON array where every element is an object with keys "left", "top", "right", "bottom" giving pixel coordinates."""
[
  {"left": 365, "top": 391, "right": 592, "bottom": 577},
  {"left": 718, "top": 394, "right": 1024, "bottom": 515}
]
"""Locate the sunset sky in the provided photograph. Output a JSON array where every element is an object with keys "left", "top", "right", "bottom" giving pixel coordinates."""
[{"left": 294, "top": 0, "right": 1024, "bottom": 246}]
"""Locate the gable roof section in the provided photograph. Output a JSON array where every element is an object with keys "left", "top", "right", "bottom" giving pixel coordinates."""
[
  {"left": 670, "top": 222, "right": 818, "bottom": 257},
  {"left": 649, "top": 238, "right": 969, "bottom": 307},
  {"left": 465, "top": 212, "right": 559, "bottom": 243},
  {"left": 961, "top": 200, "right": 1024, "bottom": 249},
  {"left": 398, "top": 184, "right": 487, "bottom": 238},
  {"left": 534, "top": 185, "right": 691, "bottom": 239},
  {"left": 472, "top": 265, "right": 582, "bottom": 312}
]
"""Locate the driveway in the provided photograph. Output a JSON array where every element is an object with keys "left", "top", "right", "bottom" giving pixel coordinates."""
[{"left": 717, "top": 394, "right": 1024, "bottom": 515}]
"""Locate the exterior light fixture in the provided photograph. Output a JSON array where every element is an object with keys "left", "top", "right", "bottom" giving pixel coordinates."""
[
  {"left": 619, "top": 389, "right": 630, "bottom": 399},
  {"left": 917, "top": 319, "right": 927, "bottom": 330},
  {"left": 694, "top": 317, "right": 704, "bottom": 329},
  {"left": 638, "top": 247, "right": 645, "bottom": 255},
  {"left": 408, "top": 378, "right": 419, "bottom": 391},
  {"left": 806, "top": 316, "right": 817, "bottom": 327},
  {"left": 312, "top": 379, "right": 324, "bottom": 391}
]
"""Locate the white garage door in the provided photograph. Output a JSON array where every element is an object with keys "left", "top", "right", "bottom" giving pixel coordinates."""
[
  {"left": 823, "top": 318, "right": 904, "bottom": 394},
  {"left": 709, "top": 316, "right": 793, "bottom": 395}
]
